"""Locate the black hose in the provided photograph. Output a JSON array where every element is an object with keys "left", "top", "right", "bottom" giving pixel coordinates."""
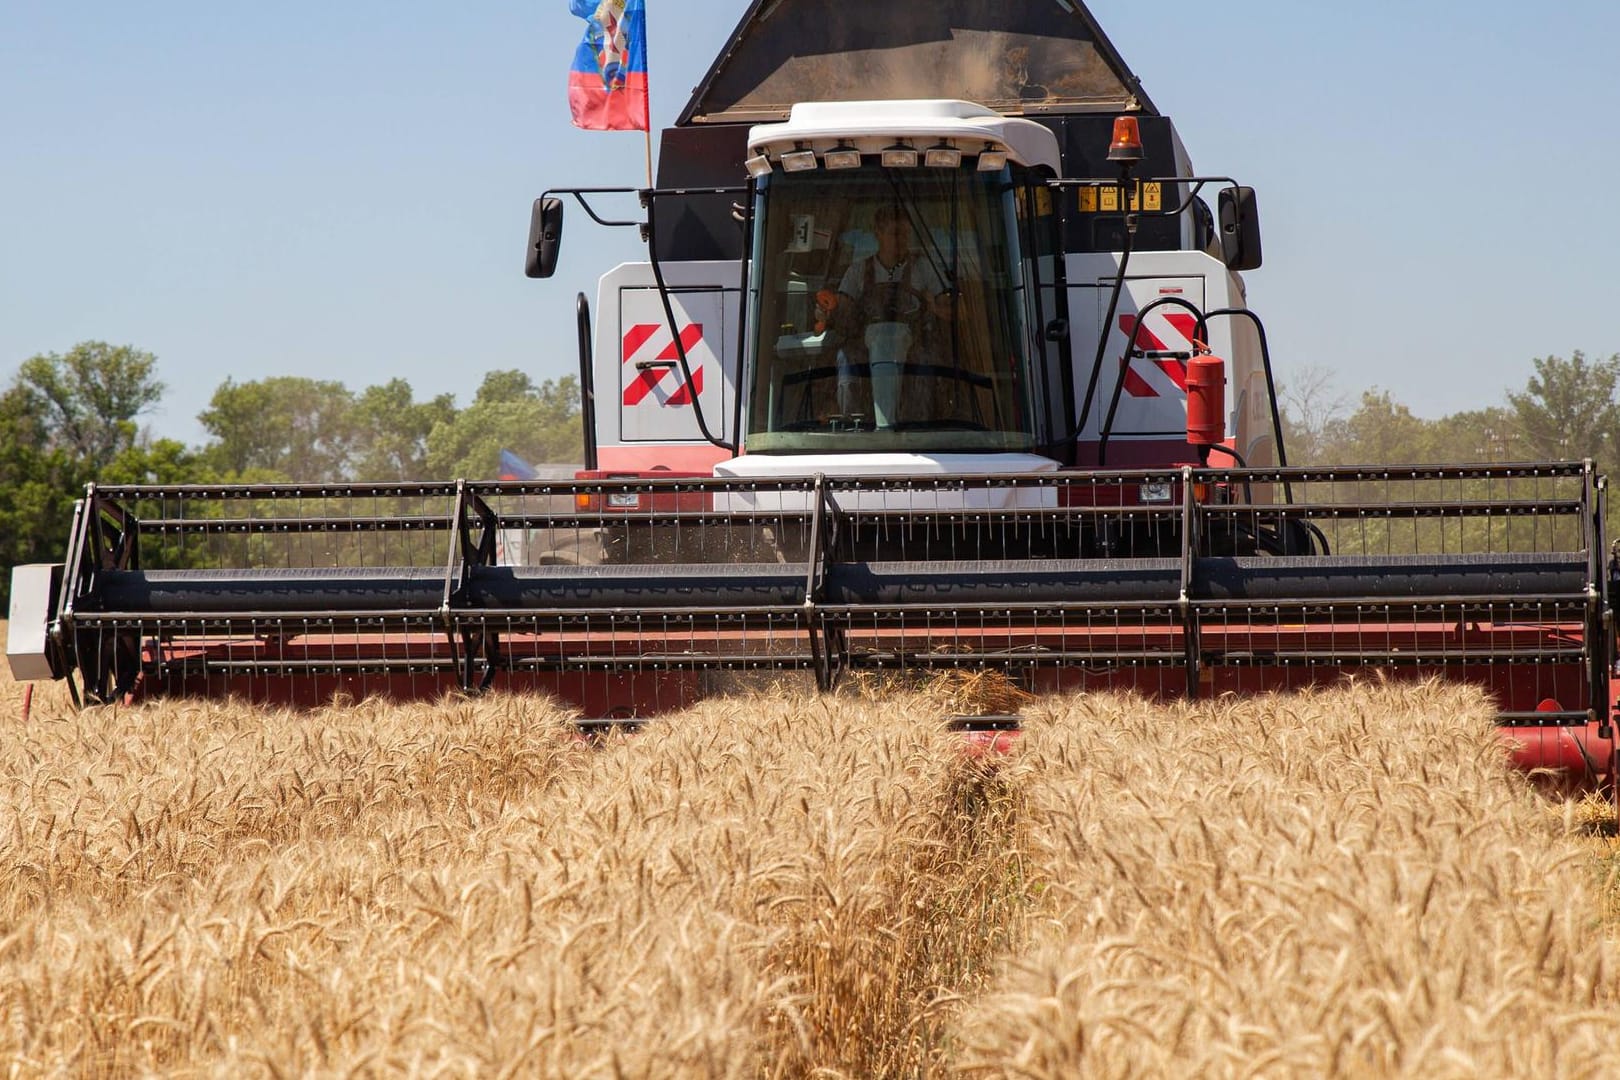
[
  {"left": 1073, "top": 175, "right": 1138, "bottom": 445},
  {"left": 644, "top": 191, "right": 734, "bottom": 452},
  {"left": 1096, "top": 294, "right": 1207, "bottom": 466},
  {"left": 1202, "top": 307, "right": 1290, "bottom": 502},
  {"left": 575, "top": 293, "right": 598, "bottom": 472}
]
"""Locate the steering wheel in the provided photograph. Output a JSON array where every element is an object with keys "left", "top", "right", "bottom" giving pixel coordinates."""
[{"left": 872, "top": 280, "right": 930, "bottom": 321}]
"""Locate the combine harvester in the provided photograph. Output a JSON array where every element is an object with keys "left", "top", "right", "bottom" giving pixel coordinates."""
[{"left": 8, "top": 2, "right": 1617, "bottom": 793}]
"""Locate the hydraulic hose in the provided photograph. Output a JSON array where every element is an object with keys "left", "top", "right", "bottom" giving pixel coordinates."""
[
  {"left": 1074, "top": 175, "right": 1137, "bottom": 446},
  {"left": 644, "top": 190, "right": 734, "bottom": 452}
]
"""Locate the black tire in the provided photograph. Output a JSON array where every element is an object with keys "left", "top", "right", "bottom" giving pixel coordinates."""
[{"left": 531, "top": 528, "right": 606, "bottom": 566}]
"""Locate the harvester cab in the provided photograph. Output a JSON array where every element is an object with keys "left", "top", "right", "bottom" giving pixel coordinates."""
[
  {"left": 538, "top": 102, "right": 1265, "bottom": 475},
  {"left": 8, "top": 0, "right": 1618, "bottom": 797},
  {"left": 532, "top": 107, "right": 1274, "bottom": 492}
]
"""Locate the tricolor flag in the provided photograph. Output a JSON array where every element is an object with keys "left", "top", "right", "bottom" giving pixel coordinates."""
[
  {"left": 498, "top": 449, "right": 540, "bottom": 481},
  {"left": 568, "top": 0, "right": 649, "bottom": 132}
]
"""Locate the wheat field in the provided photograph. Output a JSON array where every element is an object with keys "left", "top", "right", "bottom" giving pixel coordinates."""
[{"left": 2, "top": 621, "right": 1619, "bottom": 1077}]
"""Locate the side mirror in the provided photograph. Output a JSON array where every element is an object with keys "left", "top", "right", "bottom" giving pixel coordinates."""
[
  {"left": 1218, "top": 186, "right": 1263, "bottom": 271},
  {"left": 525, "top": 197, "right": 564, "bottom": 279}
]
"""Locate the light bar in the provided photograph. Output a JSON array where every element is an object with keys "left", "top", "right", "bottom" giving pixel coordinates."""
[
  {"left": 744, "top": 154, "right": 773, "bottom": 179},
  {"left": 881, "top": 143, "right": 919, "bottom": 168},
  {"left": 924, "top": 143, "right": 962, "bottom": 169}
]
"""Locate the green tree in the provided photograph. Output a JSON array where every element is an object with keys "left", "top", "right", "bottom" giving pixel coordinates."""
[
  {"left": 198, "top": 376, "right": 358, "bottom": 480},
  {"left": 424, "top": 371, "right": 582, "bottom": 477},
  {"left": 0, "top": 384, "right": 77, "bottom": 584},
  {"left": 99, "top": 437, "right": 214, "bottom": 487},
  {"left": 1278, "top": 365, "right": 1348, "bottom": 466},
  {"left": 1426, "top": 405, "right": 1519, "bottom": 464},
  {"left": 1506, "top": 351, "right": 1620, "bottom": 466},
  {"left": 1, "top": 342, "right": 175, "bottom": 603},
  {"left": 349, "top": 379, "right": 457, "bottom": 481},
  {"left": 198, "top": 375, "right": 463, "bottom": 482},
  {"left": 1314, "top": 389, "right": 1434, "bottom": 465},
  {"left": 14, "top": 341, "right": 165, "bottom": 473}
]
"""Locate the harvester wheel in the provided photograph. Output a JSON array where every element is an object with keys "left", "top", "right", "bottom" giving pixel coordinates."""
[
  {"left": 533, "top": 528, "right": 606, "bottom": 566},
  {"left": 1258, "top": 517, "right": 1319, "bottom": 556},
  {"left": 1211, "top": 516, "right": 1321, "bottom": 557}
]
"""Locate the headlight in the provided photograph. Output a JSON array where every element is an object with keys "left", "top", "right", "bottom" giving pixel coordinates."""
[{"left": 1138, "top": 481, "right": 1173, "bottom": 504}]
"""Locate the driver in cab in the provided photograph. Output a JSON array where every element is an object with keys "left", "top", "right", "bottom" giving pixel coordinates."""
[
  {"left": 832, "top": 205, "right": 953, "bottom": 330},
  {"left": 826, "top": 205, "right": 955, "bottom": 426}
]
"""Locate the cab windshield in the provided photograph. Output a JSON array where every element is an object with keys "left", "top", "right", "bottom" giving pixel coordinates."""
[{"left": 745, "top": 165, "right": 1035, "bottom": 453}]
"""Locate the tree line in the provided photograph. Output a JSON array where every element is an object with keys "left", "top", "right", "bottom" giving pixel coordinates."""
[
  {"left": 1281, "top": 351, "right": 1620, "bottom": 469},
  {"left": 0, "top": 342, "right": 582, "bottom": 597},
  {"left": 2, "top": 341, "right": 1616, "bottom": 603}
]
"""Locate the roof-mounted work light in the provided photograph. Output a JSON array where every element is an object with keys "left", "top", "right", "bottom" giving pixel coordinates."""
[
  {"left": 744, "top": 154, "right": 773, "bottom": 179},
  {"left": 976, "top": 146, "right": 1009, "bottom": 172},
  {"left": 824, "top": 144, "right": 862, "bottom": 170},
  {"left": 1107, "top": 116, "right": 1143, "bottom": 164},
  {"left": 881, "top": 143, "right": 919, "bottom": 168},
  {"left": 924, "top": 143, "right": 962, "bottom": 169},
  {"left": 780, "top": 146, "right": 819, "bottom": 172}
]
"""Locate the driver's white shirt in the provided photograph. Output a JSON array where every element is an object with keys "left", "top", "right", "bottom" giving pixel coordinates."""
[{"left": 836, "top": 254, "right": 945, "bottom": 303}]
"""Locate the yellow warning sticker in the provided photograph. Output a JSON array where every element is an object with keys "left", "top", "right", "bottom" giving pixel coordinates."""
[
  {"left": 1079, "top": 183, "right": 1164, "bottom": 214},
  {"left": 1035, "top": 186, "right": 1053, "bottom": 216}
]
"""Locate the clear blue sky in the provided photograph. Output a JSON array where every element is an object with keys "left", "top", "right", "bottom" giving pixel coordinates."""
[{"left": 3, "top": 1, "right": 1617, "bottom": 448}]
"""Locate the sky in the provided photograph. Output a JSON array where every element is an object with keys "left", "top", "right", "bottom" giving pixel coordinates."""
[{"left": 3, "top": 1, "right": 1618, "bottom": 448}]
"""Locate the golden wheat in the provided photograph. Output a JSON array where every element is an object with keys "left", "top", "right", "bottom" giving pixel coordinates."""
[
  {"left": 0, "top": 628, "right": 1018, "bottom": 1076},
  {"left": 957, "top": 684, "right": 1620, "bottom": 1078},
  {"left": 1, "top": 620, "right": 1617, "bottom": 1077}
]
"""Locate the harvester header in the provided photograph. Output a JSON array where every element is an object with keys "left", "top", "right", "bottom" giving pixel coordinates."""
[{"left": 8, "top": 0, "right": 1618, "bottom": 796}]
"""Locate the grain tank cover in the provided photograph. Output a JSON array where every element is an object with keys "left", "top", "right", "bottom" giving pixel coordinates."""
[{"left": 680, "top": 0, "right": 1157, "bottom": 125}]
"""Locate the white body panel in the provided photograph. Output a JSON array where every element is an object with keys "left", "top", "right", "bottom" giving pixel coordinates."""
[
  {"left": 716, "top": 451, "right": 1057, "bottom": 478},
  {"left": 595, "top": 260, "right": 742, "bottom": 455},
  {"left": 7, "top": 565, "right": 58, "bottom": 681},
  {"left": 716, "top": 452, "right": 1060, "bottom": 511},
  {"left": 1066, "top": 249, "right": 1269, "bottom": 467}
]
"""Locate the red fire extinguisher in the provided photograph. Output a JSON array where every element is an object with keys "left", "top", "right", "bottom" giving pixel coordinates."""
[{"left": 1185, "top": 344, "right": 1226, "bottom": 458}]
